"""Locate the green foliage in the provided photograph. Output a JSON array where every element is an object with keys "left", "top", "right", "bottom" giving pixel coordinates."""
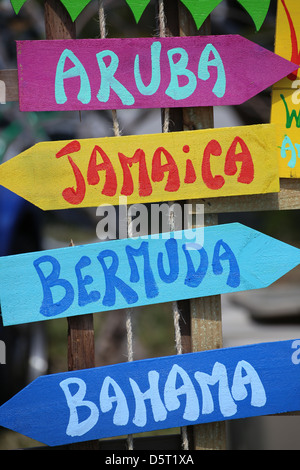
[{"left": 10, "top": 0, "right": 271, "bottom": 31}]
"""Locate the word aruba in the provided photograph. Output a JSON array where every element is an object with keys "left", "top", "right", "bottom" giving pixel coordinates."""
[{"left": 55, "top": 42, "right": 225, "bottom": 106}]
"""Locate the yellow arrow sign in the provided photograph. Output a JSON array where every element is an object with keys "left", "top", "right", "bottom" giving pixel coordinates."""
[
  {"left": 271, "top": 0, "right": 300, "bottom": 178},
  {"left": 0, "top": 125, "right": 279, "bottom": 210}
]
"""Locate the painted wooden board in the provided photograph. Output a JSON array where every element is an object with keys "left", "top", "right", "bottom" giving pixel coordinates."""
[
  {"left": 0, "top": 124, "right": 279, "bottom": 210},
  {"left": 0, "top": 223, "right": 299, "bottom": 327},
  {"left": 0, "top": 339, "right": 299, "bottom": 446},
  {"left": 16, "top": 36, "right": 297, "bottom": 112},
  {"left": 271, "top": 0, "right": 300, "bottom": 177},
  {"left": 10, "top": 0, "right": 272, "bottom": 30}
]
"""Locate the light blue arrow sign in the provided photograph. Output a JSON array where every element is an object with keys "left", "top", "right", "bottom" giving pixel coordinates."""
[
  {"left": 0, "top": 223, "right": 300, "bottom": 326},
  {"left": 0, "top": 339, "right": 299, "bottom": 446}
]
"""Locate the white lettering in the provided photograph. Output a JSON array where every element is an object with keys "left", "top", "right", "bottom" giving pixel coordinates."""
[
  {"left": 194, "top": 361, "right": 237, "bottom": 417},
  {"left": 292, "top": 80, "right": 300, "bottom": 105},
  {"left": 231, "top": 360, "right": 266, "bottom": 407},
  {"left": 99, "top": 376, "right": 129, "bottom": 425},
  {"left": 59, "top": 377, "right": 99, "bottom": 437},
  {"left": 164, "top": 364, "right": 199, "bottom": 421},
  {"left": 60, "top": 359, "right": 266, "bottom": 438},
  {"left": 129, "top": 370, "right": 167, "bottom": 427},
  {"left": 291, "top": 340, "right": 300, "bottom": 365}
]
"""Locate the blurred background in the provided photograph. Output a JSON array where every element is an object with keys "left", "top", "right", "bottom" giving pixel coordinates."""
[{"left": 0, "top": 0, "right": 300, "bottom": 450}]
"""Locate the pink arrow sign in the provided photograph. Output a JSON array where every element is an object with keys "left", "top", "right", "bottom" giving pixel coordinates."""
[{"left": 16, "top": 35, "right": 298, "bottom": 112}]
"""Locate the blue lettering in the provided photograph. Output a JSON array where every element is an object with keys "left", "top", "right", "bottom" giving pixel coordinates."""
[
  {"left": 281, "top": 134, "right": 300, "bottom": 169},
  {"left": 33, "top": 255, "right": 74, "bottom": 317},
  {"left": 134, "top": 42, "right": 161, "bottom": 96},
  {"left": 183, "top": 244, "right": 209, "bottom": 287},
  {"left": 157, "top": 238, "right": 179, "bottom": 283},
  {"left": 97, "top": 249, "right": 138, "bottom": 306},
  {"left": 198, "top": 44, "right": 226, "bottom": 98},
  {"left": 96, "top": 50, "right": 135, "bottom": 105},
  {"left": 55, "top": 49, "right": 91, "bottom": 105},
  {"left": 166, "top": 47, "right": 197, "bottom": 100},
  {"left": 212, "top": 239, "right": 240, "bottom": 288},
  {"left": 75, "top": 256, "right": 100, "bottom": 307},
  {"left": 126, "top": 242, "right": 158, "bottom": 299}
]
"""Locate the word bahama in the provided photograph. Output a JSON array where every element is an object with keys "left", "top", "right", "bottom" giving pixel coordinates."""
[{"left": 60, "top": 360, "right": 266, "bottom": 438}]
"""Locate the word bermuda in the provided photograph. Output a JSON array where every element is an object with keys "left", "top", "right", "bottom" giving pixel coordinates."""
[{"left": 0, "top": 225, "right": 243, "bottom": 325}]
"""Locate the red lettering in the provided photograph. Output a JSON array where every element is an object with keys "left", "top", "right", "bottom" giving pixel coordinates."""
[
  {"left": 118, "top": 149, "right": 152, "bottom": 197},
  {"left": 62, "top": 157, "right": 86, "bottom": 205},
  {"left": 184, "top": 159, "right": 196, "bottom": 184},
  {"left": 87, "top": 146, "right": 117, "bottom": 197},
  {"left": 224, "top": 136, "right": 254, "bottom": 184},
  {"left": 56, "top": 140, "right": 81, "bottom": 158},
  {"left": 56, "top": 140, "right": 86, "bottom": 205},
  {"left": 201, "top": 139, "right": 225, "bottom": 190},
  {"left": 281, "top": 0, "right": 299, "bottom": 81},
  {"left": 151, "top": 147, "right": 180, "bottom": 192}
]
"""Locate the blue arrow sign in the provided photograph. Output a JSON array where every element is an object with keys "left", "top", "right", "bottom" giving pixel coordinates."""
[
  {"left": 0, "top": 339, "right": 299, "bottom": 446},
  {"left": 0, "top": 223, "right": 300, "bottom": 326}
]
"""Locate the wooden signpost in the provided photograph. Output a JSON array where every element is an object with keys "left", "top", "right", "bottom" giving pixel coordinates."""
[
  {"left": 0, "top": 338, "right": 299, "bottom": 446},
  {"left": 0, "top": 124, "right": 279, "bottom": 210},
  {"left": 16, "top": 35, "right": 297, "bottom": 112},
  {"left": 271, "top": 0, "right": 300, "bottom": 177},
  {"left": 0, "top": 222, "right": 299, "bottom": 327}
]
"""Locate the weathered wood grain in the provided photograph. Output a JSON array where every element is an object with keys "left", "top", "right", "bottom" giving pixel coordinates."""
[
  {"left": 197, "top": 178, "right": 300, "bottom": 214},
  {"left": 44, "top": 0, "right": 98, "bottom": 452}
]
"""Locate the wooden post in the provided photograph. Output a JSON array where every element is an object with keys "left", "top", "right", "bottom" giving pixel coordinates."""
[
  {"left": 44, "top": 1, "right": 98, "bottom": 450},
  {"left": 157, "top": 0, "right": 192, "bottom": 448},
  {"left": 161, "top": 0, "right": 226, "bottom": 450},
  {"left": 44, "top": 0, "right": 76, "bottom": 39},
  {"left": 179, "top": 2, "right": 226, "bottom": 451}
]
